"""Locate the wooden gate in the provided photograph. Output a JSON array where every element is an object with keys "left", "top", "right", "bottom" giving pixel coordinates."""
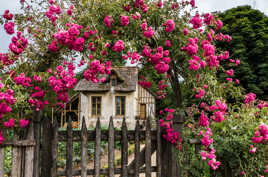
[{"left": 42, "top": 116, "right": 161, "bottom": 177}]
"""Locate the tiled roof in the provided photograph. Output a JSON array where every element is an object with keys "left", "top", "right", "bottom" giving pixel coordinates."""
[{"left": 74, "top": 67, "right": 138, "bottom": 92}]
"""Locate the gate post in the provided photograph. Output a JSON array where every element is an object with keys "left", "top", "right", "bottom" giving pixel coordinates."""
[
  {"left": 41, "top": 116, "right": 53, "bottom": 177},
  {"left": 161, "top": 111, "right": 184, "bottom": 177},
  {"left": 33, "top": 111, "right": 41, "bottom": 177}
]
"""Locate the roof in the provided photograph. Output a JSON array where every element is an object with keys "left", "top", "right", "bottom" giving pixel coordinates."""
[
  {"left": 74, "top": 67, "right": 138, "bottom": 92},
  {"left": 55, "top": 93, "right": 80, "bottom": 112}
]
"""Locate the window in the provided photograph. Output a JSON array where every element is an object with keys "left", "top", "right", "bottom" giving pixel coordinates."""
[
  {"left": 140, "top": 104, "right": 146, "bottom": 119},
  {"left": 111, "top": 79, "right": 116, "bottom": 86},
  {"left": 111, "top": 75, "right": 117, "bottom": 86},
  {"left": 91, "top": 96, "right": 101, "bottom": 116},
  {"left": 116, "top": 96, "right": 126, "bottom": 116}
]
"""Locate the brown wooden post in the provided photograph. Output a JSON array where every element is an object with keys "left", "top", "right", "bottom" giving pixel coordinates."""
[
  {"left": 145, "top": 117, "right": 152, "bottom": 177},
  {"left": 134, "top": 120, "right": 140, "bottom": 177},
  {"left": 156, "top": 118, "right": 162, "bottom": 177},
  {"left": 81, "top": 117, "right": 88, "bottom": 177},
  {"left": 108, "top": 116, "right": 115, "bottom": 177},
  {"left": 161, "top": 112, "right": 184, "bottom": 177},
  {"left": 0, "top": 145, "right": 4, "bottom": 177},
  {"left": 41, "top": 117, "right": 53, "bottom": 177},
  {"left": 33, "top": 111, "right": 41, "bottom": 177},
  {"left": 24, "top": 121, "right": 35, "bottom": 177},
  {"left": 121, "top": 118, "right": 128, "bottom": 177},
  {"left": 0, "top": 129, "right": 6, "bottom": 177},
  {"left": 94, "top": 117, "right": 101, "bottom": 177},
  {"left": 11, "top": 134, "right": 22, "bottom": 177},
  {"left": 51, "top": 117, "right": 58, "bottom": 177},
  {"left": 66, "top": 116, "right": 73, "bottom": 177}
]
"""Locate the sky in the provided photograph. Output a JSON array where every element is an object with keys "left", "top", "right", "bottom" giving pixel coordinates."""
[{"left": 0, "top": 0, "right": 268, "bottom": 52}]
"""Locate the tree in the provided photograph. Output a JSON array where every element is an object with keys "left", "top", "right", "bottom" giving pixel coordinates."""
[{"left": 217, "top": 5, "right": 268, "bottom": 100}]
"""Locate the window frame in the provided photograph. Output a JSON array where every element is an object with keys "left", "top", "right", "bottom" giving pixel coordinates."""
[
  {"left": 115, "top": 96, "right": 126, "bottom": 117},
  {"left": 139, "top": 104, "right": 146, "bottom": 119},
  {"left": 110, "top": 74, "right": 117, "bottom": 86},
  {"left": 91, "top": 96, "right": 102, "bottom": 117}
]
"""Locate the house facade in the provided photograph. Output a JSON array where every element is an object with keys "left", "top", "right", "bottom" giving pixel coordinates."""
[{"left": 66, "top": 66, "right": 156, "bottom": 129}]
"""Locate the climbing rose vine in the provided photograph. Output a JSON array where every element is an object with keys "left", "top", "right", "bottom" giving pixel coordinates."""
[{"left": 0, "top": 0, "right": 267, "bottom": 175}]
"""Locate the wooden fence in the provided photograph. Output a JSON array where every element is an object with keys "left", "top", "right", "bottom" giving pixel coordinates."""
[
  {"left": 0, "top": 112, "right": 41, "bottom": 177},
  {"left": 44, "top": 116, "right": 162, "bottom": 177},
  {"left": 0, "top": 113, "right": 187, "bottom": 177}
]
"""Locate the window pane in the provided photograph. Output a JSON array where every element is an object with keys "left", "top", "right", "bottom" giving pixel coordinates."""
[
  {"left": 97, "top": 102, "right": 101, "bottom": 115},
  {"left": 121, "top": 103, "right": 125, "bottom": 115},
  {"left": 111, "top": 79, "right": 116, "bottom": 86},
  {"left": 121, "top": 97, "right": 125, "bottom": 115},
  {"left": 92, "top": 97, "right": 96, "bottom": 104},
  {"left": 140, "top": 104, "right": 146, "bottom": 119},
  {"left": 116, "top": 104, "right": 120, "bottom": 115},
  {"left": 92, "top": 97, "right": 101, "bottom": 116},
  {"left": 92, "top": 104, "right": 96, "bottom": 115},
  {"left": 116, "top": 97, "right": 120, "bottom": 115}
]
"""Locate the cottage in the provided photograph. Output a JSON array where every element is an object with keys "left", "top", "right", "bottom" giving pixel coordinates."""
[{"left": 57, "top": 67, "right": 156, "bottom": 129}]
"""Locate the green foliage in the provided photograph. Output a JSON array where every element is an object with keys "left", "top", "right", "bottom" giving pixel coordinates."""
[
  {"left": 217, "top": 5, "right": 268, "bottom": 100},
  {"left": 180, "top": 104, "right": 268, "bottom": 177},
  {"left": 57, "top": 141, "right": 107, "bottom": 168},
  {"left": 4, "top": 147, "right": 12, "bottom": 176}
]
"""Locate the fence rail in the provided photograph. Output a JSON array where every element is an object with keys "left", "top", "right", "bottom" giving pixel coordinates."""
[
  {"left": 45, "top": 116, "right": 162, "bottom": 177},
  {"left": 0, "top": 113, "right": 191, "bottom": 177},
  {"left": 0, "top": 112, "right": 40, "bottom": 177}
]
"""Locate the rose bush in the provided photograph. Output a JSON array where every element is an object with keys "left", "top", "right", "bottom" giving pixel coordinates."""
[{"left": 0, "top": 0, "right": 267, "bottom": 175}]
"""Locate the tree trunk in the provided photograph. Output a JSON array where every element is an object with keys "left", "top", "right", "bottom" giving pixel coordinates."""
[{"left": 161, "top": 69, "right": 184, "bottom": 177}]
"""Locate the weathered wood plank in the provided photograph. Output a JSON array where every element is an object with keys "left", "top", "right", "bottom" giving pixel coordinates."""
[
  {"left": 171, "top": 115, "right": 183, "bottom": 177},
  {"left": 51, "top": 118, "right": 58, "bottom": 177},
  {"left": 134, "top": 120, "right": 140, "bottom": 177},
  {"left": 124, "top": 143, "right": 157, "bottom": 177},
  {"left": 66, "top": 117, "right": 73, "bottom": 177},
  {"left": 33, "top": 111, "right": 41, "bottom": 177},
  {"left": 11, "top": 134, "right": 22, "bottom": 177},
  {"left": 57, "top": 130, "right": 157, "bottom": 142},
  {"left": 161, "top": 114, "right": 184, "bottom": 177},
  {"left": 94, "top": 117, "right": 101, "bottom": 177},
  {"left": 156, "top": 119, "right": 162, "bottom": 177},
  {"left": 145, "top": 117, "right": 152, "bottom": 177},
  {"left": 0, "top": 140, "right": 35, "bottom": 147},
  {"left": 41, "top": 117, "right": 52, "bottom": 177},
  {"left": 24, "top": 122, "right": 35, "bottom": 177},
  {"left": 189, "top": 138, "right": 201, "bottom": 144},
  {"left": 0, "top": 146, "right": 5, "bottom": 177},
  {"left": 57, "top": 166, "right": 158, "bottom": 176},
  {"left": 81, "top": 117, "right": 87, "bottom": 177},
  {"left": 108, "top": 117, "right": 115, "bottom": 177},
  {"left": 121, "top": 118, "right": 128, "bottom": 177}
]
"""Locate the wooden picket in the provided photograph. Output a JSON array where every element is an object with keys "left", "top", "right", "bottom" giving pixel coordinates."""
[
  {"left": 66, "top": 117, "right": 73, "bottom": 177},
  {"left": 121, "top": 118, "right": 128, "bottom": 177},
  {"left": 134, "top": 120, "right": 140, "bottom": 177},
  {"left": 51, "top": 119, "right": 58, "bottom": 177},
  {"left": 50, "top": 116, "right": 162, "bottom": 176},
  {"left": 0, "top": 120, "right": 38, "bottom": 177},
  {"left": 108, "top": 116, "right": 115, "bottom": 177},
  {"left": 0, "top": 113, "right": 191, "bottom": 177},
  {"left": 94, "top": 117, "right": 101, "bottom": 177},
  {"left": 0, "top": 132, "right": 5, "bottom": 177},
  {"left": 80, "top": 117, "right": 87, "bottom": 177},
  {"left": 145, "top": 117, "right": 152, "bottom": 177}
]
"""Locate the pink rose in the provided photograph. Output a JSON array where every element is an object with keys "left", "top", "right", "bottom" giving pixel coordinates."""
[
  {"left": 121, "top": 15, "right": 129, "bottom": 26},
  {"left": 20, "top": 119, "right": 29, "bottom": 128}
]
